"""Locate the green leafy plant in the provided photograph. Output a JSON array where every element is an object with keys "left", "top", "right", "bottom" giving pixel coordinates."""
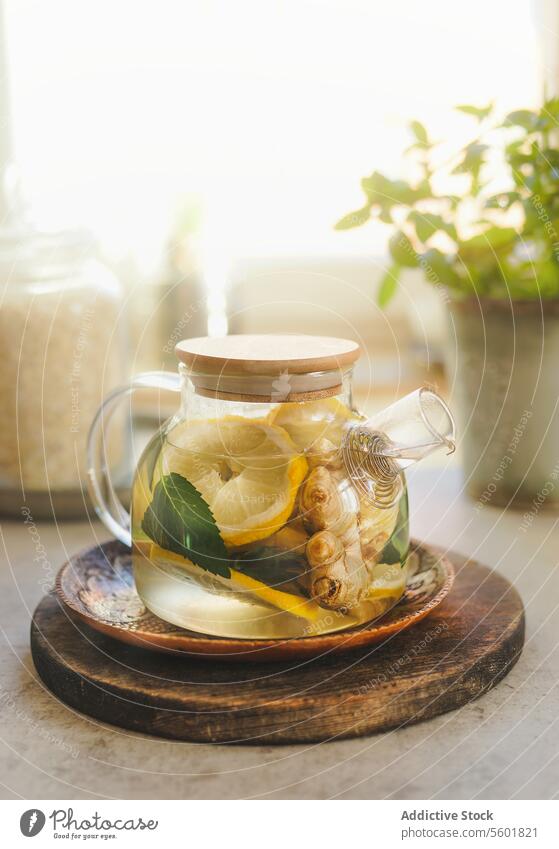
[
  {"left": 336, "top": 99, "right": 559, "bottom": 304},
  {"left": 142, "top": 472, "right": 230, "bottom": 577}
]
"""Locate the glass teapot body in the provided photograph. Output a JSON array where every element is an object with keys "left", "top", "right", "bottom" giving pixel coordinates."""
[
  {"left": 88, "top": 335, "right": 454, "bottom": 639},
  {"left": 130, "top": 366, "right": 409, "bottom": 638}
]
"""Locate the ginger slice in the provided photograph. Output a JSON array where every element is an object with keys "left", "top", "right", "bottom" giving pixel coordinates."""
[
  {"left": 299, "top": 465, "right": 372, "bottom": 610},
  {"left": 305, "top": 529, "right": 370, "bottom": 610}
]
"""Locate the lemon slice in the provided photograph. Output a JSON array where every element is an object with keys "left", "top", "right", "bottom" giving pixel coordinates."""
[
  {"left": 365, "top": 561, "right": 406, "bottom": 601},
  {"left": 360, "top": 501, "right": 399, "bottom": 546},
  {"left": 160, "top": 417, "right": 308, "bottom": 547},
  {"left": 268, "top": 397, "right": 362, "bottom": 452}
]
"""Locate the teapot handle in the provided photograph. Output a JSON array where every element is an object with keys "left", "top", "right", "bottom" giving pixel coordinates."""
[{"left": 87, "top": 371, "right": 181, "bottom": 546}]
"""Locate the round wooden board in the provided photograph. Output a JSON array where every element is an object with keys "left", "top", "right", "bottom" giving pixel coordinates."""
[{"left": 31, "top": 548, "right": 525, "bottom": 744}]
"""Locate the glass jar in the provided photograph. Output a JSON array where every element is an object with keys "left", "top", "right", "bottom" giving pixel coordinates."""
[
  {"left": 88, "top": 335, "right": 455, "bottom": 639},
  {"left": 0, "top": 228, "right": 124, "bottom": 518}
]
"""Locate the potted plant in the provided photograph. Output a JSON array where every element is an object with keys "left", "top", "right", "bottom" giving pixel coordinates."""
[{"left": 336, "top": 100, "right": 559, "bottom": 509}]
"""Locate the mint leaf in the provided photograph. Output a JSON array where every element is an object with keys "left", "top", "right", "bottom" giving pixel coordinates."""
[
  {"left": 377, "top": 264, "right": 400, "bottom": 307},
  {"left": 503, "top": 109, "right": 539, "bottom": 130},
  {"left": 410, "top": 120, "right": 429, "bottom": 145},
  {"left": 456, "top": 103, "right": 493, "bottom": 122},
  {"left": 379, "top": 491, "right": 409, "bottom": 567},
  {"left": 233, "top": 546, "right": 307, "bottom": 591},
  {"left": 141, "top": 472, "right": 230, "bottom": 577},
  {"left": 334, "top": 206, "right": 371, "bottom": 230}
]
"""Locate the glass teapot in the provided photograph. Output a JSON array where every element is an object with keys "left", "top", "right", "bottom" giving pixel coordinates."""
[{"left": 88, "top": 334, "right": 455, "bottom": 639}]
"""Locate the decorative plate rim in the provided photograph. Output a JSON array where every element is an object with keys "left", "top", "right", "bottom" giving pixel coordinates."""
[{"left": 55, "top": 538, "right": 455, "bottom": 660}]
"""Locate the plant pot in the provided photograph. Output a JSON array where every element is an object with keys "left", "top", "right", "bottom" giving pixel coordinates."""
[{"left": 447, "top": 296, "right": 559, "bottom": 510}]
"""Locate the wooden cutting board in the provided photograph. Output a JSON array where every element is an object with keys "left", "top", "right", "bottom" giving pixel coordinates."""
[{"left": 30, "top": 547, "right": 524, "bottom": 745}]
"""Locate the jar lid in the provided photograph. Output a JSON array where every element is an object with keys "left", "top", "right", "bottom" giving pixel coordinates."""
[{"left": 175, "top": 334, "right": 360, "bottom": 401}]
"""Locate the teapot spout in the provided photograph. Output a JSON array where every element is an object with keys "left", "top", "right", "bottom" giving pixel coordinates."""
[{"left": 343, "top": 387, "right": 456, "bottom": 507}]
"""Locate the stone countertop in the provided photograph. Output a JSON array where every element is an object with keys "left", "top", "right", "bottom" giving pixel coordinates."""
[{"left": 1, "top": 456, "right": 558, "bottom": 800}]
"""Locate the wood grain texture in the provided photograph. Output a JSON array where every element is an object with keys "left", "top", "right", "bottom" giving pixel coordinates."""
[
  {"left": 31, "top": 550, "right": 525, "bottom": 745},
  {"left": 174, "top": 334, "right": 361, "bottom": 374},
  {"left": 174, "top": 334, "right": 360, "bottom": 399}
]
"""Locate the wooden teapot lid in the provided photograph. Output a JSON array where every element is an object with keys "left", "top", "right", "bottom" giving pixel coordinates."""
[{"left": 175, "top": 334, "right": 360, "bottom": 401}]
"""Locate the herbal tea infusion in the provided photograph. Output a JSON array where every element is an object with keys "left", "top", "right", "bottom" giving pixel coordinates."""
[{"left": 88, "top": 335, "right": 455, "bottom": 639}]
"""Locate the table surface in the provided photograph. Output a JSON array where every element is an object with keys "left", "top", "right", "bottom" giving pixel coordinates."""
[{"left": 1, "top": 453, "right": 558, "bottom": 800}]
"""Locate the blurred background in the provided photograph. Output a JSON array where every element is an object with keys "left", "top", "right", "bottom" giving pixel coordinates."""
[
  {"left": 1, "top": 1, "right": 545, "bottom": 374},
  {"left": 1, "top": 0, "right": 557, "bottom": 514}
]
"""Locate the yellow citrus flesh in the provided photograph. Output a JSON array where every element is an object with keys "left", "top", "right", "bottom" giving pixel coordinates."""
[
  {"left": 159, "top": 417, "right": 308, "bottom": 547},
  {"left": 267, "top": 397, "right": 362, "bottom": 452},
  {"left": 365, "top": 561, "right": 406, "bottom": 601}
]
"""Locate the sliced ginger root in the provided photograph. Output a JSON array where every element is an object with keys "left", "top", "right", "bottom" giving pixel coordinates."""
[
  {"left": 306, "top": 529, "right": 371, "bottom": 610},
  {"left": 299, "top": 464, "right": 372, "bottom": 610}
]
